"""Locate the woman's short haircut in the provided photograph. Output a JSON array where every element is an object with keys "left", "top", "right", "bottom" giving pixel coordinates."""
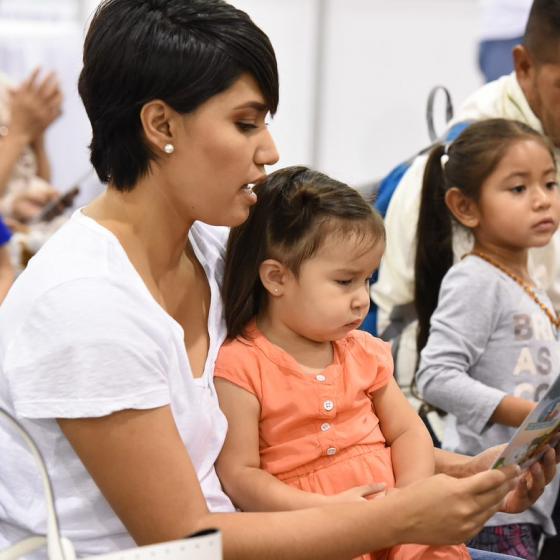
[{"left": 78, "top": 0, "right": 279, "bottom": 190}]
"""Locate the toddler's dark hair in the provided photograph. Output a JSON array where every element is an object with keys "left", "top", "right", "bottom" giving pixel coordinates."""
[{"left": 223, "top": 166, "right": 385, "bottom": 338}]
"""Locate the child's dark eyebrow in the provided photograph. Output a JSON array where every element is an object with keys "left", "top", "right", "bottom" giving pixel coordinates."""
[{"left": 503, "top": 167, "right": 557, "bottom": 181}]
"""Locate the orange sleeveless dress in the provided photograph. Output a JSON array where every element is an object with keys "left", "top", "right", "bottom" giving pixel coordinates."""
[{"left": 215, "top": 324, "right": 470, "bottom": 560}]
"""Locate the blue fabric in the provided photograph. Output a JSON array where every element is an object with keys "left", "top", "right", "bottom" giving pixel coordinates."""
[
  {"left": 372, "top": 122, "right": 470, "bottom": 221},
  {"left": 374, "top": 162, "right": 411, "bottom": 219},
  {"left": 361, "top": 120, "right": 472, "bottom": 337},
  {"left": 445, "top": 121, "right": 471, "bottom": 143},
  {"left": 478, "top": 37, "right": 522, "bottom": 84},
  {"left": 359, "top": 299, "right": 377, "bottom": 335},
  {"left": 467, "top": 548, "right": 522, "bottom": 560},
  {"left": 0, "top": 216, "right": 11, "bottom": 246}
]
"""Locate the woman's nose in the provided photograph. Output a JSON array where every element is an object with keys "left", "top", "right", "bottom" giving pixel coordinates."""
[{"left": 256, "top": 127, "right": 279, "bottom": 167}]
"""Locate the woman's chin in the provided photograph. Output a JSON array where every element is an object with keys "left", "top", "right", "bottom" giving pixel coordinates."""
[{"left": 203, "top": 207, "right": 252, "bottom": 228}]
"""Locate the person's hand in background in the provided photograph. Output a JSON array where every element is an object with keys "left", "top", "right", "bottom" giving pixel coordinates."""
[
  {"left": 9, "top": 180, "right": 59, "bottom": 224},
  {"left": 9, "top": 68, "right": 63, "bottom": 144}
]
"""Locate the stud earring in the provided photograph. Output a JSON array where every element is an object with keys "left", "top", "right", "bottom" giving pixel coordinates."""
[{"left": 163, "top": 143, "right": 175, "bottom": 154}]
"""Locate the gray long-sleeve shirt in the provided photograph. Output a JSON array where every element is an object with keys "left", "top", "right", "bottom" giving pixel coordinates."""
[{"left": 417, "top": 255, "right": 560, "bottom": 533}]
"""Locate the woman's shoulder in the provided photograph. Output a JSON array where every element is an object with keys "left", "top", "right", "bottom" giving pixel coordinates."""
[
  {"left": 26, "top": 210, "right": 135, "bottom": 282},
  {"left": 1, "top": 213, "right": 169, "bottom": 350}
]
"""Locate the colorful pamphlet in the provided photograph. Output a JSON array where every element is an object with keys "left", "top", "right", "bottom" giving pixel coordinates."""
[{"left": 493, "top": 375, "right": 560, "bottom": 469}]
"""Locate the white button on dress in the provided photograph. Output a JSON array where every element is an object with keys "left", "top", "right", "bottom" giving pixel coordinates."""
[
  {"left": 326, "top": 447, "right": 337, "bottom": 456},
  {"left": 323, "top": 400, "right": 334, "bottom": 411},
  {"left": 320, "top": 422, "right": 331, "bottom": 432},
  {"left": 316, "top": 374, "right": 326, "bottom": 382}
]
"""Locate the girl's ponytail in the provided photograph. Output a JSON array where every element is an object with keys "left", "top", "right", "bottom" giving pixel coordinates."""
[
  {"left": 413, "top": 118, "right": 556, "bottom": 356},
  {"left": 414, "top": 144, "right": 454, "bottom": 355}
]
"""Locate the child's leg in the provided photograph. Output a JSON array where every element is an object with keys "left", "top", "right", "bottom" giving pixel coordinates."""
[{"left": 467, "top": 524, "right": 542, "bottom": 560}]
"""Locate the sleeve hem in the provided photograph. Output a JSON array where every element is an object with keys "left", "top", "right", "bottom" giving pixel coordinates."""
[
  {"left": 14, "top": 389, "right": 170, "bottom": 419},
  {"left": 464, "top": 388, "right": 506, "bottom": 435},
  {"left": 214, "top": 369, "right": 258, "bottom": 397}
]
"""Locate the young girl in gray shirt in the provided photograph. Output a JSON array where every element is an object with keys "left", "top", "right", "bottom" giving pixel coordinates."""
[{"left": 415, "top": 118, "right": 560, "bottom": 560}]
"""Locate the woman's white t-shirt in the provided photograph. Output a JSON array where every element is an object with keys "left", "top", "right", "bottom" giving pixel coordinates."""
[{"left": 0, "top": 210, "right": 235, "bottom": 556}]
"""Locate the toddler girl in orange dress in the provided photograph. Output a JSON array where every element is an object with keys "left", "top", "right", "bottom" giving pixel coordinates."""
[{"left": 214, "top": 166, "right": 470, "bottom": 560}]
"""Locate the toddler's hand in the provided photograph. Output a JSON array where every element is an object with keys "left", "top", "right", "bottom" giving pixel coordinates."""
[{"left": 328, "top": 483, "right": 386, "bottom": 504}]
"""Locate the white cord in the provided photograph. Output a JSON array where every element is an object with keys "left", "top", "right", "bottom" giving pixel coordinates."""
[{"left": 0, "top": 408, "right": 73, "bottom": 560}]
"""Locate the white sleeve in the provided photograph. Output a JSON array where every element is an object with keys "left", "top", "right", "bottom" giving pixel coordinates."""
[
  {"left": 529, "top": 231, "right": 560, "bottom": 312},
  {"left": 371, "top": 154, "right": 427, "bottom": 333},
  {"left": 3, "top": 277, "right": 171, "bottom": 419}
]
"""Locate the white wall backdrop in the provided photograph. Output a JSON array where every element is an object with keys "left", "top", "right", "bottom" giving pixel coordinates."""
[
  {"left": 318, "top": 0, "right": 481, "bottom": 187},
  {"left": 233, "top": 0, "right": 482, "bottom": 188},
  {"left": 0, "top": 0, "right": 486, "bottom": 198}
]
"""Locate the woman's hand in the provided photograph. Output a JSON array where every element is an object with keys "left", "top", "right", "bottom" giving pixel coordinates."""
[
  {"left": 389, "top": 466, "right": 520, "bottom": 546},
  {"left": 466, "top": 443, "right": 559, "bottom": 514},
  {"left": 8, "top": 69, "right": 63, "bottom": 143}
]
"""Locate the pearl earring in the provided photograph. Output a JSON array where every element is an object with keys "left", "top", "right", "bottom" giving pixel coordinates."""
[{"left": 163, "top": 143, "right": 175, "bottom": 154}]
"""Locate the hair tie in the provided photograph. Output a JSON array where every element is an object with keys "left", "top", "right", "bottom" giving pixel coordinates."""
[{"left": 440, "top": 154, "right": 449, "bottom": 170}]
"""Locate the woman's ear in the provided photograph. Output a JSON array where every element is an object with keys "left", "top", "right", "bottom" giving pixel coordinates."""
[
  {"left": 444, "top": 187, "right": 480, "bottom": 229},
  {"left": 140, "top": 99, "right": 176, "bottom": 153},
  {"left": 259, "top": 259, "right": 289, "bottom": 297}
]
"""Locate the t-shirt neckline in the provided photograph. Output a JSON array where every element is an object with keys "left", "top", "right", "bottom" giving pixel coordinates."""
[{"left": 72, "top": 208, "right": 213, "bottom": 384}]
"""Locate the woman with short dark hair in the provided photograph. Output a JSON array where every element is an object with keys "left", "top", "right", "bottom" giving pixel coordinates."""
[{"left": 0, "top": 2, "right": 554, "bottom": 559}]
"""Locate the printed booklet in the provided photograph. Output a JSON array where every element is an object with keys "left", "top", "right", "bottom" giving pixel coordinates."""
[{"left": 493, "top": 375, "right": 560, "bottom": 469}]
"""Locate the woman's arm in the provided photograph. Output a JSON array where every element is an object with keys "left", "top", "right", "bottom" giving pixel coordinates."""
[
  {"left": 371, "top": 377, "right": 435, "bottom": 487},
  {"left": 58, "top": 405, "right": 520, "bottom": 560},
  {"left": 434, "top": 444, "right": 558, "bottom": 514},
  {"left": 215, "top": 378, "right": 381, "bottom": 511}
]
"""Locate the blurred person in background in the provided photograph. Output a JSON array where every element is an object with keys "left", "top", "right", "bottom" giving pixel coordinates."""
[
  {"left": 0, "top": 218, "right": 13, "bottom": 304},
  {"left": 372, "top": 0, "right": 560, "bottom": 557},
  {"left": 373, "top": 0, "right": 560, "bottom": 390},
  {"left": 0, "top": 68, "right": 62, "bottom": 224},
  {"left": 0, "top": 68, "right": 70, "bottom": 271},
  {"left": 478, "top": 0, "right": 532, "bottom": 83}
]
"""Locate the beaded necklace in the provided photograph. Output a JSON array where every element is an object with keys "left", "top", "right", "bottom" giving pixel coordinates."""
[{"left": 469, "top": 250, "right": 560, "bottom": 330}]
